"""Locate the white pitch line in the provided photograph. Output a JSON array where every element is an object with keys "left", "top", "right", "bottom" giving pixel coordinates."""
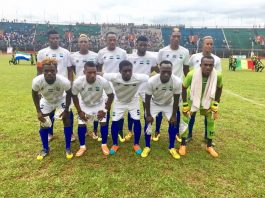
[{"left": 224, "top": 89, "right": 265, "bottom": 108}]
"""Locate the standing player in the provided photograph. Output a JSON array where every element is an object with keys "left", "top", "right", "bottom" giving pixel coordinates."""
[
  {"left": 156, "top": 28, "right": 190, "bottom": 141},
  {"left": 32, "top": 58, "right": 73, "bottom": 160},
  {"left": 179, "top": 56, "right": 222, "bottom": 157},
  {"left": 97, "top": 32, "right": 127, "bottom": 141},
  {"left": 187, "top": 36, "right": 222, "bottom": 142},
  {"left": 72, "top": 61, "right": 114, "bottom": 156},
  {"left": 125, "top": 35, "right": 159, "bottom": 141},
  {"left": 142, "top": 60, "right": 182, "bottom": 159},
  {"left": 70, "top": 34, "right": 100, "bottom": 140},
  {"left": 103, "top": 60, "right": 149, "bottom": 155},
  {"left": 36, "top": 30, "right": 75, "bottom": 142}
]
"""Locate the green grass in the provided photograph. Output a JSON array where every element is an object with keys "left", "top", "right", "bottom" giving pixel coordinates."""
[{"left": 0, "top": 55, "right": 265, "bottom": 197}]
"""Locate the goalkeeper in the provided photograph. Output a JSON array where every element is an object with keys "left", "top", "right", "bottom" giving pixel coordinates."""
[{"left": 178, "top": 56, "right": 223, "bottom": 157}]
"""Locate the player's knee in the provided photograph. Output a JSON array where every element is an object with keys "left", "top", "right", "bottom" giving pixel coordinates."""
[{"left": 63, "top": 117, "right": 70, "bottom": 126}]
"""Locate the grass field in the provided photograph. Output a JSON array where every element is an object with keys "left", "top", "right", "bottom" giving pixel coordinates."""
[{"left": 0, "top": 55, "right": 265, "bottom": 197}]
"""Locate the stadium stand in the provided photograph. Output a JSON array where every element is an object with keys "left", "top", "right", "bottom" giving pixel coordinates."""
[{"left": 0, "top": 21, "right": 265, "bottom": 56}]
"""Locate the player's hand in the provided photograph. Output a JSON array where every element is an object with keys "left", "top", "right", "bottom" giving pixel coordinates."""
[
  {"left": 97, "top": 110, "right": 106, "bottom": 121},
  {"left": 37, "top": 112, "right": 46, "bottom": 123},
  {"left": 78, "top": 111, "right": 88, "bottom": 122},
  {"left": 146, "top": 115, "right": 154, "bottom": 124},
  {"left": 60, "top": 110, "right": 69, "bottom": 120},
  {"left": 169, "top": 116, "right": 177, "bottom": 126}
]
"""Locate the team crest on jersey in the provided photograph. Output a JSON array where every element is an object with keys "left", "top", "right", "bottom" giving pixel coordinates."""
[
  {"left": 87, "top": 88, "right": 92, "bottom": 91},
  {"left": 56, "top": 87, "right": 61, "bottom": 91},
  {"left": 134, "top": 61, "right": 137, "bottom": 64},
  {"left": 116, "top": 55, "right": 120, "bottom": 59},
  {"left": 132, "top": 84, "right": 136, "bottom": 86},
  {"left": 146, "top": 60, "right": 150, "bottom": 65},
  {"left": 59, "top": 53, "right": 63, "bottom": 58},
  {"left": 162, "top": 87, "right": 166, "bottom": 91},
  {"left": 169, "top": 86, "right": 173, "bottom": 91},
  {"left": 48, "top": 88, "right": 54, "bottom": 92},
  {"left": 179, "top": 54, "right": 183, "bottom": 59},
  {"left": 140, "top": 61, "right": 144, "bottom": 64},
  {"left": 172, "top": 55, "right": 177, "bottom": 59},
  {"left": 103, "top": 56, "right": 106, "bottom": 59},
  {"left": 166, "top": 54, "right": 170, "bottom": 58},
  {"left": 109, "top": 56, "right": 114, "bottom": 60},
  {"left": 95, "top": 86, "right": 100, "bottom": 91}
]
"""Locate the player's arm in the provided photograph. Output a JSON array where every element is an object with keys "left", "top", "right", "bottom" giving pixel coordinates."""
[
  {"left": 170, "top": 94, "right": 180, "bottom": 126},
  {"left": 145, "top": 94, "right": 154, "bottom": 124},
  {"left": 183, "top": 65, "right": 189, "bottom": 76},
  {"left": 32, "top": 89, "right": 45, "bottom": 122},
  {"left": 105, "top": 93, "right": 114, "bottom": 111},
  {"left": 67, "top": 67, "right": 74, "bottom": 83}
]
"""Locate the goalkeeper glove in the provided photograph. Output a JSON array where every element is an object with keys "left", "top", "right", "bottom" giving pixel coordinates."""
[
  {"left": 211, "top": 101, "right": 219, "bottom": 112},
  {"left": 182, "top": 102, "right": 190, "bottom": 113}
]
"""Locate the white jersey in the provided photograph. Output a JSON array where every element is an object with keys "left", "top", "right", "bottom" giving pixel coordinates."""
[
  {"left": 128, "top": 51, "right": 157, "bottom": 75},
  {"left": 146, "top": 74, "right": 182, "bottom": 106},
  {"left": 188, "top": 52, "right": 222, "bottom": 72},
  {"left": 32, "top": 74, "right": 71, "bottom": 104},
  {"left": 157, "top": 45, "right": 189, "bottom": 78},
  {"left": 72, "top": 75, "right": 113, "bottom": 107},
  {"left": 97, "top": 47, "right": 127, "bottom": 73},
  {"left": 70, "top": 51, "right": 98, "bottom": 78},
  {"left": 103, "top": 73, "right": 149, "bottom": 103},
  {"left": 37, "top": 47, "right": 71, "bottom": 78}
]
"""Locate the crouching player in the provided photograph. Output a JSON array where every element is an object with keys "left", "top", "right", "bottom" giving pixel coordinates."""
[
  {"left": 32, "top": 58, "right": 73, "bottom": 160},
  {"left": 142, "top": 60, "right": 182, "bottom": 159},
  {"left": 179, "top": 56, "right": 223, "bottom": 157},
  {"left": 103, "top": 60, "right": 149, "bottom": 155},
  {"left": 72, "top": 61, "right": 114, "bottom": 156}
]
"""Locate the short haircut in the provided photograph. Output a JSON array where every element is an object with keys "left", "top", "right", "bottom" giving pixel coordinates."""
[
  {"left": 106, "top": 31, "right": 116, "bottom": 37},
  {"left": 202, "top": 36, "right": 213, "bottom": 42},
  {"left": 119, "top": 60, "right": 133, "bottom": 71},
  {"left": 42, "top": 58, "right": 57, "bottom": 68},
  {"left": 160, "top": 60, "right": 173, "bottom": 67},
  {"left": 47, "top": 30, "right": 59, "bottom": 37},
  {"left": 84, "top": 61, "right": 96, "bottom": 68},
  {"left": 136, "top": 35, "right": 148, "bottom": 42},
  {"left": 201, "top": 55, "right": 214, "bottom": 63}
]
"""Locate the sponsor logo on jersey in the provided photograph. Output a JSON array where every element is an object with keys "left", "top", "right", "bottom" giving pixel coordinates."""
[
  {"left": 95, "top": 86, "right": 100, "bottom": 91},
  {"left": 56, "top": 87, "right": 61, "bottom": 91},
  {"left": 109, "top": 56, "right": 114, "bottom": 60},
  {"left": 116, "top": 55, "right": 120, "bottom": 59},
  {"left": 173, "top": 55, "right": 177, "bottom": 59},
  {"left": 179, "top": 54, "right": 183, "bottom": 59},
  {"left": 59, "top": 53, "right": 64, "bottom": 58}
]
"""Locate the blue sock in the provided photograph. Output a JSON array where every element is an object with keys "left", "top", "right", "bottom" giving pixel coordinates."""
[
  {"left": 168, "top": 123, "right": 177, "bottom": 149},
  {"left": 111, "top": 121, "right": 120, "bottom": 145},
  {"left": 64, "top": 126, "right": 72, "bottom": 150},
  {"left": 128, "top": 112, "right": 133, "bottom": 131},
  {"left": 155, "top": 112, "right": 163, "bottom": 132},
  {"left": 39, "top": 128, "right": 49, "bottom": 151},
  {"left": 133, "top": 119, "right": 141, "bottom": 145},
  {"left": 204, "top": 116, "right": 208, "bottom": 139},
  {"left": 176, "top": 110, "right": 181, "bottom": 135},
  {"left": 93, "top": 121, "right": 99, "bottom": 132},
  {"left": 188, "top": 114, "right": 196, "bottom": 138},
  {"left": 144, "top": 123, "right": 151, "bottom": 147},
  {"left": 78, "top": 125, "right": 86, "bottom": 146},
  {"left": 48, "top": 112, "right": 55, "bottom": 135},
  {"left": 101, "top": 124, "right": 108, "bottom": 144},
  {"left": 70, "top": 111, "right": 74, "bottom": 133}
]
